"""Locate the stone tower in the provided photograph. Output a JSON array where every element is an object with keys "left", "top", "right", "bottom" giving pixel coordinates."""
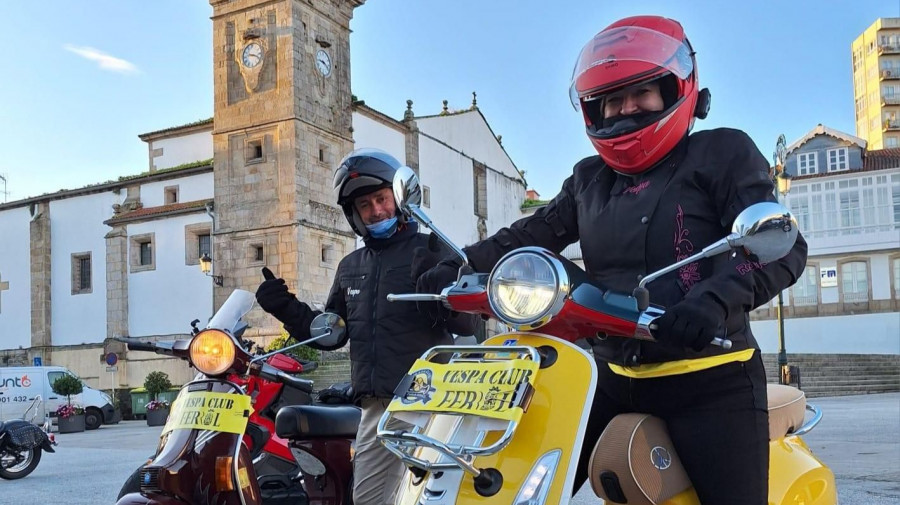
[{"left": 209, "top": 0, "right": 363, "bottom": 334}]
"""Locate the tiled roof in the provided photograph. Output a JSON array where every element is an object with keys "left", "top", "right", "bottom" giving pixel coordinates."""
[
  {"left": 138, "top": 118, "right": 213, "bottom": 140},
  {"left": 104, "top": 199, "right": 212, "bottom": 225},
  {"left": 864, "top": 148, "right": 900, "bottom": 170}
]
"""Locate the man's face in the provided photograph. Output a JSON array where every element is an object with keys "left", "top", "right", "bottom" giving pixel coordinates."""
[
  {"left": 603, "top": 81, "right": 665, "bottom": 118},
  {"left": 353, "top": 187, "right": 396, "bottom": 225}
]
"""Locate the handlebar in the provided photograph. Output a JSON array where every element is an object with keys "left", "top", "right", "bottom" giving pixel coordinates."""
[{"left": 257, "top": 362, "right": 314, "bottom": 393}]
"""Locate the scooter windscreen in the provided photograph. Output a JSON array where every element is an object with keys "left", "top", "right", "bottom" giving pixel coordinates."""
[{"left": 206, "top": 289, "right": 256, "bottom": 334}]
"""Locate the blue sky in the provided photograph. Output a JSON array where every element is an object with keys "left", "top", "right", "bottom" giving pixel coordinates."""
[{"left": 0, "top": 0, "right": 894, "bottom": 202}]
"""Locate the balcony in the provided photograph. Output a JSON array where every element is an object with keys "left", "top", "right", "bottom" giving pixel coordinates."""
[
  {"left": 878, "top": 45, "right": 900, "bottom": 54},
  {"left": 883, "top": 120, "right": 900, "bottom": 130},
  {"left": 882, "top": 96, "right": 900, "bottom": 106},
  {"left": 880, "top": 69, "right": 900, "bottom": 80}
]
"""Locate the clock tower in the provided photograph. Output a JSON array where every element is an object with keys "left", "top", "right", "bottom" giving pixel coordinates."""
[{"left": 209, "top": 0, "right": 364, "bottom": 333}]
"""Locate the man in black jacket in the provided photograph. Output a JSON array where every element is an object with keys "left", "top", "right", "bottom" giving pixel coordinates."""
[
  {"left": 256, "top": 148, "right": 477, "bottom": 505},
  {"left": 416, "top": 16, "right": 807, "bottom": 505}
]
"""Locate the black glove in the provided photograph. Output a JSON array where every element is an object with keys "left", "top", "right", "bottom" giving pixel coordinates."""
[
  {"left": 653, "top": 297, "right": 726, "bottom": 352},
  {"left": 256, "top": 267, "right": 314, "bottom": 331},
  {"left": 410, "top": 233, "right": 444, "bottom": 282},
  {"left": 414, "top": 259, "right": 461, "bottom": 325}
]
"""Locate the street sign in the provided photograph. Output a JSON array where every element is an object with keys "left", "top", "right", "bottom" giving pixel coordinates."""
[
  {"left": 33, "top": 356, "right": 42, "bottom": 366},
  {"left": 105, "top": 352, "right": 119, "bottom": 366},
  {"left": 106, "top": 366, "right": 118, "bottom": 372}
]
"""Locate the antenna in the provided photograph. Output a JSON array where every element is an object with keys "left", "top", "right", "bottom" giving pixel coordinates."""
[{"left": 0, "top": 174, "right": 8, "bottom": 203}]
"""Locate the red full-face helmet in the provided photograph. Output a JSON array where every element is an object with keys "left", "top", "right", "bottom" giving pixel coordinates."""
[{"left": 569, "top": 16, "right": 710, "bottom": 174}]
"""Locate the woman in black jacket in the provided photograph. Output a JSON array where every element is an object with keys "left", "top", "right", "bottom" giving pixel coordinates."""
[{"left": 416, "top": 15, "right": 807, "bottom": 505}]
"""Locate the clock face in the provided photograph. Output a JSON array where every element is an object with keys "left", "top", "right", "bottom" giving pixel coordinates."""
[
  {"left": 315, "top": 49, "right": 332, "bottom": 77},
  {"left": 242, "top": 42, "right": 263, "bottom": 68}
]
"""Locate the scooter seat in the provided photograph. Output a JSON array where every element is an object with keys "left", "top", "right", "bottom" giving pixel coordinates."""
[
  {"left": 766, "top": 384, "right": 806, "bottom": 440},
  {"left": 275, "top": 404, "right": 360, "bottom": 440}
]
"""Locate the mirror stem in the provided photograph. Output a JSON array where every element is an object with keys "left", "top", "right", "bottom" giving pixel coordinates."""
[
  {"left": 408, "top": 204, "right": 469, "bottom": 270},
  {"left": 637, "top": 234, "right": 738, "bottom": 290},
  {"left": 250, "top": 330, "right": 332, "bottom": 364}
]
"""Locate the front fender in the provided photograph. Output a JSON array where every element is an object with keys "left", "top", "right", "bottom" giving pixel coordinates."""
[{"left": 115, "top": 492, "right": 180, "bottom": 505}]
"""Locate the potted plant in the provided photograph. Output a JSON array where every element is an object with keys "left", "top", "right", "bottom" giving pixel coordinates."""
[
  {"left": 51, "top": 373, "right": 86, "bottom": 433},
  {"left": 144, "top": 371, "right": 173, "bottom": 427}
]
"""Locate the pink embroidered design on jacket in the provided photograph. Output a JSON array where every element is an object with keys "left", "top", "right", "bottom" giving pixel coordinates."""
[
  {"left": 674, "top": 205, "right": 701, "bottom": 291},
  {"left": 624, "top": 180, "right": 650, "bottom": 195},
  {"left": 736, "top": 260, "right": 766, "bottom": 276}
]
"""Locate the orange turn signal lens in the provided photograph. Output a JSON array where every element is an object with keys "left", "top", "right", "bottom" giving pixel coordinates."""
[
  {"left": 190, "top": 329, "right": 236, "bottom": 376},
  {"left": 215, "top": 456, "right": 234, "bottom": 491}
]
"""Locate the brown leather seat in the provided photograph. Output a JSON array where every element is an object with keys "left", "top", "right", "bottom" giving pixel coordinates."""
[{"left": 766, "top": 384, "right": 806, "bottom": 440}]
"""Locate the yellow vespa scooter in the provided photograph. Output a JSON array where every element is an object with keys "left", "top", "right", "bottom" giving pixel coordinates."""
[{"left": 376, "top": 166, "right": 836, "bottom": 505}]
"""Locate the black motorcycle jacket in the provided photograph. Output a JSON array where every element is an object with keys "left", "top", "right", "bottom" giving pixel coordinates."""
[
  {"left": 284, "top": 222, "right": 477, "bottom": 398},
  {"left": 462, "top": 128, "right": 808, "bottom": 366}
]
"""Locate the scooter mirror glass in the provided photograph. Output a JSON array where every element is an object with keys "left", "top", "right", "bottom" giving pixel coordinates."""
[
  {"left": 310, "top": 312, "right": 346, "bottom": 348},
  {"left": 392, "top": 165, "right": 421, "bottom": 216},
  {"left": 730, "top": 202, "right": 798, "bottom": 263}
]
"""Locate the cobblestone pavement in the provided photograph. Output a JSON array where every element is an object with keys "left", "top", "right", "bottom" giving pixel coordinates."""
[{"left": 3, "top": 393, "right": 898, "bottom": 504}]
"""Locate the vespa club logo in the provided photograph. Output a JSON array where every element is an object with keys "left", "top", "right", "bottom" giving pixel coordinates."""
[
  {"left": 1, "top": 375, "right": 31, "bottom": 388},
  {"left": 650, "top": 446, "right": 672, "bottom": 470},
  {"left": 397, "top": 369, "right": 436, "bottom": 405}
]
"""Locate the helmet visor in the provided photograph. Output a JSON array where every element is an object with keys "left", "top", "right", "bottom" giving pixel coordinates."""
[{"left": 569, "top": 26, "right": 693, "bottom": 110}]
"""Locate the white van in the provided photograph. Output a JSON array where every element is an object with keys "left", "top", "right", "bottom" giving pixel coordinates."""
[{"left": 0, "top": 366, "right": 120, "bottom": 430}]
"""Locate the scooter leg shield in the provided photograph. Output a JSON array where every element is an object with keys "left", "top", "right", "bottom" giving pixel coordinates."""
[{"left": 768, "top": 436, "right": 837, "bottom": 505}]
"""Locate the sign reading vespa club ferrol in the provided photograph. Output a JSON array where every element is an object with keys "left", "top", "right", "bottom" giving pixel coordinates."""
[
  {"left": 389, "top": 359, "right": 539, "bottom": 421},
  {"left": 162, "top": 391, "right": 252, "bottom": 435}
]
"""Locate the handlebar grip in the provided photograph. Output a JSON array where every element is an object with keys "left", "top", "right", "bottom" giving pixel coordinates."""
[
  {"left": 259, "top": 362, "right": 314, "bottom": 393},
  {"left": 126, "top": 342, "right": 157, "bottom": 352}
]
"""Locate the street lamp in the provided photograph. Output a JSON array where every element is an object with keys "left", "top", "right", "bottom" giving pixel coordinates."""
[
  {"left": 199, "top": 253, "right": 223, "bottom": 286},
  {"left": 772, "top": 134, "right": 793, "bottom": 385}
]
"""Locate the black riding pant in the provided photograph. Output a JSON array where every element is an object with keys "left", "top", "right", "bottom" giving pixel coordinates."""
[{"left": 574, "top": 351, "right": 769, "bottom": 505}]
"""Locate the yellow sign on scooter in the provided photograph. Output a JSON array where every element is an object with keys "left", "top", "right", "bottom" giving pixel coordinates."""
[
  {"left": 388, "top": 358, "right": 539, "bottom": 421},
  {"left": 162, "top": 391, "right": 251, "bottom": 435}
]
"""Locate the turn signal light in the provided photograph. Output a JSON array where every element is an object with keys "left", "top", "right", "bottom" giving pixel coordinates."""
[{"left": 215, "top": 456, "right": 234, "bottom": 491}]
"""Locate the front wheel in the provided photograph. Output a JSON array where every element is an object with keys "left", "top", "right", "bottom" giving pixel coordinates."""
[
  {"left": 85, "top": 408, "right": 103, "bottom": 430},
  {"left": 0, "top": 447, "right": 41, "bottom": 479}
]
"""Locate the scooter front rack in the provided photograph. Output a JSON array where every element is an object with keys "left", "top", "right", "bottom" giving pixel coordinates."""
[{"left": 377, "top": 345, "right": 540, "bottom": 477}]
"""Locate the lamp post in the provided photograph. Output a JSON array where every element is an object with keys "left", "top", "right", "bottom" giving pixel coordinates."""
[
  {"left": 199, "top": 252, "right": 223, "bottom": 287},
  {"left": 772, "top": 134, "right": 793, "bottom": 385}
]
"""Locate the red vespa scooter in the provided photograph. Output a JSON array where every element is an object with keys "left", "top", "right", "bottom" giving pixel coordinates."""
[{"left": 116, "top": 290, "right": 359, "bottom": 505}]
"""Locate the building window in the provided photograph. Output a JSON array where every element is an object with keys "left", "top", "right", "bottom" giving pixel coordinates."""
[
  {"left": 318, "top": 143, "right": 332, "bottom": 165},
  {"left": 130, "top": 233, "right": 156, "bottom": 272},
  {"left": 71, "top": 252, "right": 92, "bottom": 295},
  {"left": 250, "top": 244, "right": 265, "bottom": 265},
  {"left": 422, "top": 185, "right": 431, "bottom": 208},
  {"left": 184, "top": 223, "right": 212, "bottom": 266},
  {"left": 164, "top": 185, "right": 179, "bottom": 204},
  {"left": 473, "top": 162, "right": 487, "bottom": 219},
  {"left": 840, "top": 260, "right": 869, "bottom": 303},
  {"left": 839, "top": 179, "right": 861, "bottom": 229},
  {"left": 246, "top": 139, "right": 264, "bottom": 163},
  {"left": 797, "top": 152, "right": 817, "bottom": 175},
  {"left": 826, "top": 148, "right": 848, "bottom": 172},
  {"left": 893, "top": 257, "right": 900, "bottom": 299},
  {"left": 887, "top": 136, "right": 899, "bottom": 148},
  {"left": 321, "top": 243, "right": 336, "bottom": 265},
  {"left": 791, "top": 265, "right": 818, "bottom": 306}
]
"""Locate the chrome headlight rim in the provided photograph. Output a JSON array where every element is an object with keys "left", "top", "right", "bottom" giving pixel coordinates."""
[{"left": 487, "top": 247, "right": 570, "bottom": 329}]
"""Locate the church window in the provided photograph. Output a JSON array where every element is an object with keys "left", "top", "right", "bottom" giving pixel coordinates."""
[
  {"left": 130, "top": 233, "right": 156, "bottom": 272},
  {"left": 251, "top": 244, "right": 265, "bottom": 264},
  {"left": 246, "top": 139, "right": 264, "bottom": 162},
  {"left": 184, "top": 224, "right": 212, "bottom": 266},
  {"left": 71, "top": 252, "right": 92, "bottom": 295},
  {"left": 164, "top": 185, "right": 179, "bottom": 204},
  {"left": 473, "top": 162, "right": 487, "bottom": 219}
]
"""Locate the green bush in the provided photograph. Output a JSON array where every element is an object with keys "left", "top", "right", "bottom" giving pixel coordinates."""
[
  {"left": 144, "top": 371, "right": 173, "bottom": 401},
  {"left": 265, "top": 328, "right": 321, "bottom": 362},
  {"left": 51, "top": 374, "right": 84, "bottom": 406}
]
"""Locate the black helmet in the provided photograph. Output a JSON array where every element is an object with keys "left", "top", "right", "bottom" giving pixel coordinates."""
[{"left": 333, "top": 147, "right": 405, "bottom": 237}]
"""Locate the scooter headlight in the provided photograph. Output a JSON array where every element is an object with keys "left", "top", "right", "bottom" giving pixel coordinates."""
[
  {"left": 189, "top": 329, "right": 236, "bottom": 376},
  {"left": 487, "top": 248, "right": 569, "bottom": 329}
]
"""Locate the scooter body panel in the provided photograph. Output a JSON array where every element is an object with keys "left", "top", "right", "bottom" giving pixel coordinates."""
[
  {"left": 394, "top": 333, "right": 597, "bottom": 505},
  {"left": 768, "top": 435, "right": 836, "bottom": 505},
  {"left": 116, "top": 380, "right": 262, "bottom": 505}
]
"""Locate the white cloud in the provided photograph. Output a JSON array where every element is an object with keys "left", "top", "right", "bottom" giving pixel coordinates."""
[{"left": 63, "top": 44, "right": 140, "bottom": 74}]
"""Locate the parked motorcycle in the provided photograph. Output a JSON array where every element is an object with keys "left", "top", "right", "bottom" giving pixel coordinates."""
[
  {"left": 0, "top": 396, "right": 57, "bottom": 480},
  {"left": 374, "top": 166, "right": 836, "bottom": 505},
  {"left": 115, "top": 290, "right": 359, "bottom": 505}
]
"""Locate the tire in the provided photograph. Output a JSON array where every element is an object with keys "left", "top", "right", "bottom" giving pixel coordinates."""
[
  {"left": 85, "top": 408, "right": 103, "bottom": 430},
  {"left": 0, "top": 447, "right": 41, "bottom": 480},
  {"left": 118, "top": 464, "right": 143, "bottom": 500}
]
